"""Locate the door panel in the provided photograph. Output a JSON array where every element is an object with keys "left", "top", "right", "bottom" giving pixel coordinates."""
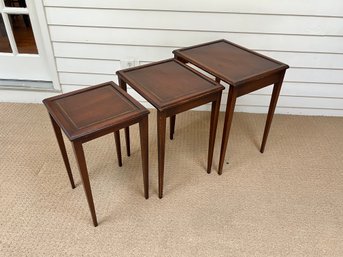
[
  {"left": 0, "top": 0, "right": 52, "bottom": 86},
  {"left": 8, "top": 13, "right": 38, "bottom": 54},
  {"left": 0, "top": 15, "right": 11, "bottom": 52}
]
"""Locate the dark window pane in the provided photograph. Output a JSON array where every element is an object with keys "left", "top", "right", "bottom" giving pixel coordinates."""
[
  {"left": 4, "top": 0, "right": 26, "bottom": 8},
  {"left": 9, "top": 14, "right": 38, "bottom": 54},
  {"left": 0, "top": 16, "right": 12, "bottom": 53}
]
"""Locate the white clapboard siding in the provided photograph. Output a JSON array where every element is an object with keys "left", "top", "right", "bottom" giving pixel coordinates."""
[
  {"left": 55, "top": 55, "right": 343, "bottom": 85},
  {"left": 194, "top": 104, "right": 343, "bottom": 116},
  {"left": 258, "top": 52, "right": 343, "bottom": 70},
  {"left": 45, "top": 8, "right": 343, "bottom": 36},
  {"left": 43, "top": 0, "right": 343, "bottom": 17},
  {"left": 49, "top": 26, "right": 343, "bottom": 54},
  {"left": 232, "top": 94, "right": 343, "bottom": 109},
  {"left": 286, "top": 68, "right": 343, "bottom": 84},
  {"left": 137, "top": 61, "right": 343, "bottom": 85},
  {"left": 253, "top": 83, "right": 343, "bottom": 98},
  {"left": 56, "top": 56, "right": 343, "bottom": 98},
  {"left": 230, "top": 106, "right": 343, "bottom": 116},
  {"left": 53, "top": 43, "right": 343, "bottom": 69},
  {"left": 204, "top": 94, "right": 340, "bottom": 111},
  {"left": 59, "top": 73, "right": 117, "bottom": 85},
  {"left": 56, "top": 58, "right": 120, "bottom": 74},
  {"left": 53, "top": 43, "right": 174, "bottom": 62},
  {"left": 43, "top": 1, "right": 343, "bottom": 116}
]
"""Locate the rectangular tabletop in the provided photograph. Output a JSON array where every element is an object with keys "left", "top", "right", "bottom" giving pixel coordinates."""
[
  {"left": 117, "top": 59, "right": 224, "bottom": 111},
  {"left": 43, "top": 82, "right": 149, "bottom": 140},
  {"left": 173, "top": 39, "right": 289, "bottom": 86}
]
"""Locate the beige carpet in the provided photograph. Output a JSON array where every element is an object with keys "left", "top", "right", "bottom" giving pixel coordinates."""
[{"left": 0, "top": 103, "right": 343, "bottom": 257}]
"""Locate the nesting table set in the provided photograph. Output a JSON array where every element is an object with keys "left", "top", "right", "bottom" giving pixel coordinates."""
[{"left": 43, "top": 39, "right": 288, "bottom": 226}]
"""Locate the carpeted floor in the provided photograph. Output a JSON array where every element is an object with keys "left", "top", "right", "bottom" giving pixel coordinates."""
[{"left": 0, "top": 103, "right": 343, "bottom": 257}]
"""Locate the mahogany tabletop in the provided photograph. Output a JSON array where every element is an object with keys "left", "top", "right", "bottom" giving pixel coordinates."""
[
  {"left": 173, "top": 39, "right": 289, "bottom": 86},
  {"left": 117, "top": 59, "right": 224, "bottom": 111},
  {"left": 43, "top": 81, "right": 149, "bottom": 141}
]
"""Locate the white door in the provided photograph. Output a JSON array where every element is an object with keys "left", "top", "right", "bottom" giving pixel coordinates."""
[{"left": 0, "top": 0, "right": 53, "bottom": 89}]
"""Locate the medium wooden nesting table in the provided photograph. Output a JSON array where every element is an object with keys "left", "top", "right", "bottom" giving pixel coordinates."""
[
  {"left": 174, "top": 39, "right": 289, "bottom": 174},
  {"left": 43, "top": 82, "right": 149, "bottom": 226},
  {"left": 117, "top": 59, "right": 224, "bottom": 198}
]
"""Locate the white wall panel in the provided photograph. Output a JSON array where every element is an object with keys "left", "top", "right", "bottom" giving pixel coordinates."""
[
  {"left": 56, "top": 58, "right": 120, "bottom": 74},
  {"left": 53, "top": 43, "right": 173, "bottom": 62},
  {"left": 58, "top": 73, "right": 117, "bottom": 85},
  {"left": 43, "top": 0, "right": 343, "bottom": 17},
  {"left": 45, "top": 8, "right": 343, "bottom": 36},
  {"left": 235, "top": 94, "right": 343, "bottom": 109},
  {"left": 257, "top": 52, "right": 343, "bottom": 69},
  {"left": 232, "top": 106, "right": 343, "bottom": 116},
  {"left": 286, "top": 68, "right": 343, "bottom": 84},
  {"left": 42, "top": 1, "right": 343, "bottom": 116},
  {"left": 53, "top": 43, "right": 343, "bottom": 69},
  {"left": 49, "top": 26, "right": 343, "bottom": 54},
  {"left": 256, "top": 83, "right": 343, "bottom": 98}
]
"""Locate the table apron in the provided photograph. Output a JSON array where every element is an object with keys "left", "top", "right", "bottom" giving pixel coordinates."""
[
  {"left": 236, "top": 71, "right": 284, "bottom": 97},
  {"left": 163, "top": 92, "right": 222, "bottom": 117},
  {"left": 72, "top": 114, "right": 148, "bottom": 144}
]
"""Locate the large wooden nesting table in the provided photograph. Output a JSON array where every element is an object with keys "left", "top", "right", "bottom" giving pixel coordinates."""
[{"left": 174, "top": 39, "right": 289, "bottom": 174}]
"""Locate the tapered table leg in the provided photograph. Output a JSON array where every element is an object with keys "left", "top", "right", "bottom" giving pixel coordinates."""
[
  {"left": 139, "top": 116, "right": 149, "bottom": 199},
  {"left": 260, "top": 72, "right": 285, "bottom": 153},
  {"left": 207, "top": 94, "right": 222, "bottom": 173},
  {"left": 124, "top": 127, "right": 131, "bottom": 156},
  {"left": 72, "top": 141, "right": 98, "bottom": 227},
  {"left": 114, "top": 131, "right": 122, "bottom": 167},
  {"left": 218, "top": 86, "right": 237, "bottom": 175},
  {"left": 170, "top": 115, "right": 176, "bottom": 140},
  {"left": 157, "top": 112, "right": 166, "bottom": 199},
  {"left": 119, "top": 78, "right": 131, "bottom": 156},
  {"left": 49, "top": 115, "right": 75, "bottom": 189}
]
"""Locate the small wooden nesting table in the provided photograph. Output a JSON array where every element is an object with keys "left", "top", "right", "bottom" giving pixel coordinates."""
[
  {"left": 43, "top": 82, "right": 149, "bottom": 226},
  {"left": 173, "top": 39, "right": 289, "bottom": 174},
  {"left": 117, "top": 59, "right": 224, "bottom": 198}
]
